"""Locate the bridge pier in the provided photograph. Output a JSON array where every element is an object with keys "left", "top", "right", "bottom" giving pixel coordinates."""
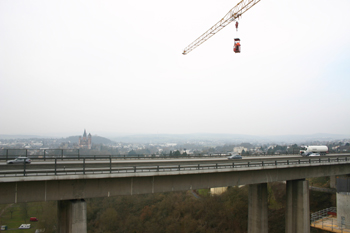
[
  {"left": 286, "top": 179, "right": 310, "bottom": 233},
  {"left": 57, "top": 199, "right": 87, "bottom": 233},
  {"left": 336, "top": 175, "right": 350, "bottom": 229},
  {"left": 248, "top": 183, "right": 268, "bottom": 233},
  {"left": 330, "top": 175, "right": 336, "bottom": 188}
]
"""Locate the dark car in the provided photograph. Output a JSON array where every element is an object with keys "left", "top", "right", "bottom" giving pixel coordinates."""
[
  {"left": 228, "top": 154, "right": 242, "bottom": 160},
  {"left": 6, "top": 157, "right": 31, "bottom": 164}
]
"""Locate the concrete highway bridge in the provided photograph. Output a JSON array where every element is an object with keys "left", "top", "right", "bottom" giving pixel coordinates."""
[{"left": 0, "top": 153, "right": 350, "bottom": 233}]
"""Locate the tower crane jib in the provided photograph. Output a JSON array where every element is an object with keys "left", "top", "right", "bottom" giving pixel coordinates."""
[{"left": 182, "top": 0, "right": 261, "bottom": 55}]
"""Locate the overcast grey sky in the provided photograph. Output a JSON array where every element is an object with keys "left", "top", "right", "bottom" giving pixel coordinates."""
[{"left": 1, "top": 0, "right": 350, "bottom": 137}]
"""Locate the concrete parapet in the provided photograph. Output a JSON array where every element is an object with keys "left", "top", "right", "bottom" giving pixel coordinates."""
[{"left": 1, "top": 162, "right": 350, "bottom": 205}]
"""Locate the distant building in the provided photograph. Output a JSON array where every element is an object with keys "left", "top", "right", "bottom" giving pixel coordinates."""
[
  {"left": 210, "top": 187, "right": 227, "bottom": 195},
  {"left": 233, "top": 146, "right": 247, "bottom": 154},
  {"left": 337, "top": 146, "right": 350, "bottom": 153},
  {"left": 79, "top": 129, "right": 92, "bottom": 149}
]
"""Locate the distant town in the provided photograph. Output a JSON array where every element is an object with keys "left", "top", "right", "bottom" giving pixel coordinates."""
[{"left": 0, "top": 130, "right": 349, "bottom": 156}]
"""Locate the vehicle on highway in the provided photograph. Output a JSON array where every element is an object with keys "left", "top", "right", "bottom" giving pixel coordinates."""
[
  {"left": 302, "top": 152, "right": 313, "bottom": 157},
  {"left": 308, "top": 153, "right": 320, "bottom": 157},
  {"left": 300, "top": 145, "right": 328, "bottom": 156},
  {"left": 6, "top": 157, "right": 31, "bottom": 164},
  {"left": 228, "top": 154, "right": 242, "bottom": 160}
]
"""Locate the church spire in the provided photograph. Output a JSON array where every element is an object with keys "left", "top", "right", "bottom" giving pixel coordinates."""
[{"left": 79, "top": 129, "right": 92, "bottom": 149}]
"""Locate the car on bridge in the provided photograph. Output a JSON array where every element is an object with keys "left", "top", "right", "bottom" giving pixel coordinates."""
[
  {"left": 302, "top": 152, "right": 313, "bottom": 157},
  {"left": 302, "top": 152, "right": 320, "bottom": 157},
  {"left": 6, "top": 157, "right": 31, "bottom": 164},
  {"left": 308, "top": 153, "right": 320, "bottom": 157},
  {"left": 228, "top": 154, "right": 242, "bottom": 160}
]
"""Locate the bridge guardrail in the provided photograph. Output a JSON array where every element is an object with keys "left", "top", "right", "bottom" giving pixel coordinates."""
[
  {"left": 0, "top": 156, "right": 349, "bottom": 178},
  {"left": 0, "top": 149, "right": 232, "bottom": 161},
  {"left": 0, "top": 149, "right": 348, "bottom": 162}
]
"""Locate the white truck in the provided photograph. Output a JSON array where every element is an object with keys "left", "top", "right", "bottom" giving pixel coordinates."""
[{"left": 300, "top": 145, "right": 328, "bottom": 156}]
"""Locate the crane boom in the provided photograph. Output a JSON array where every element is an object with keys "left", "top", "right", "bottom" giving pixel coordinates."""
[{"left": 182, "top": 0, "right": 261, "bottom": 55}]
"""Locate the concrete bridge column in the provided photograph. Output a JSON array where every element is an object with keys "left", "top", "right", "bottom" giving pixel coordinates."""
[
  {"left": 337, "top": 192, "right": 350, "bottom": 229},
  {"left": 248, "top": 183, "right": 268, "bottom": 233},
  {"left": 330, "top": 175, "right": 336, "bottom": 189},
  {"left": 57, "top": 199, "right": 87, "bottom": 233},
  {"left": 286, "top": 179, "right": 310, "bottom": 233}
]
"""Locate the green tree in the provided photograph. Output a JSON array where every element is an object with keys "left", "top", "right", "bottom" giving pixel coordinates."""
[
  {"left": 128, "top": 150, "right": 137, "bottom": 156},
  {"left": 9, "top": 205, "right": 14, "bottom": 219},
  {"left": 98, "top": 207, "right": 119, "bottom": 233},
  {"left": 173, "top": 150, "right": 181, "bottom": 157},
  {"left": 37, "top": 201, "right": 57, "bottom": 233},
  {"left": 19, "top": 203, "right": 28, "bottom": 223}
]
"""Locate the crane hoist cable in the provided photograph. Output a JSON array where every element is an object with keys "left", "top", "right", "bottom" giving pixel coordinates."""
[{"left": 182, "top": 0, "right": 261, "bottom": 55}]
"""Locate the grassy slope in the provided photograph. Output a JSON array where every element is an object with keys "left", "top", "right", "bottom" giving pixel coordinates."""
[{"left": 0, "top": 203, "right": 42, "bottom": 233}]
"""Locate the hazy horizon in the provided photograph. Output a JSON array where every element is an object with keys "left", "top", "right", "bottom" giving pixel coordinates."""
[
  {"left": 1, "top": 131, "right": 350, "bottom": 137},
  {"left": 1, "top": 132, "right": 349, "bottom": 144}
]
